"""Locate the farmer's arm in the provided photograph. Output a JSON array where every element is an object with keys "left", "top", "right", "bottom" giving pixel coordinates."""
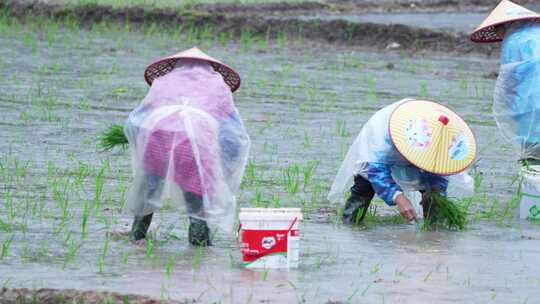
[
  {"left": 366, "top": 162, "right": 403, "bottom": 205},
  {"left": 219, "top": 112, "right": 243, "bottom": 161},
  {"left": 367, "top": 162, "right": 417, "bottom": 220}
]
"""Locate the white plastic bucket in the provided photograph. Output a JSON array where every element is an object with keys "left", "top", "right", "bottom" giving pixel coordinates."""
[
  {"left": 238, "top": 208, "right": 302, "bottom": 269},
  {"left": 520, "top": 166, "right": 540, "bottom": 220}
]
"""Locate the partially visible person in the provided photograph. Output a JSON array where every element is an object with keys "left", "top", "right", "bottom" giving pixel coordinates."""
[
  {"left": 125, "top": 47, "right": 251, "bottom": 246},
  {"left": 328, "top": 99, "right": 477, "bottom": 224},
  {"left": 471, "top": 0, "right": 540, "bottom": 163}
]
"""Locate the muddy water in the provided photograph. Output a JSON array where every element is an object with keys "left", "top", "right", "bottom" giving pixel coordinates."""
[
  {"left": 272, "top": 11, "right": 485, "bottom": 33},
  {"left": 272, "top": 5, "right": 540, "bottom": 34},
  {"left": 3, "top": 222, "right": 540, "bottom": 303},
  {"left": 0, "top": 17, "right": 538, "bottom": 303}
]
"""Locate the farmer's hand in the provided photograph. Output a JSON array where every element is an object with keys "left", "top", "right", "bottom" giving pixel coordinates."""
[{"left": 395, "top": 194, "right": 417, "bottom": 221}]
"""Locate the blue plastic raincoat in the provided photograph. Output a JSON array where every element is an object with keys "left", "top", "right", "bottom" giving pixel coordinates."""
[{"left": 494, "top": 22, "right": 540, "bottom": 159}]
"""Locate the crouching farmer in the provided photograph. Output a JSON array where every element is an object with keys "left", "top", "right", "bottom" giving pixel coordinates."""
[
  {"left": 125, "top": 48, "right": 250, "bottom": 245},
  {"left": 470, "top": 0, "right": 540, "bottom": 162},
  {"left": 328, "top": 99, "right": 477, "bottom": 224}
]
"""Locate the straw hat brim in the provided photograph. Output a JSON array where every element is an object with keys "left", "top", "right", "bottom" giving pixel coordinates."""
[
  {"left": 389, "top": 99, "right": 477, "bottom": 176},
  {"left": 470, "top": 0, "right": 540, "bottom": 43},
  {"left": 144, "top": 48, "right": 241, "bottom": 92},
  {"left": 470, "top": 17, "right": 540, "bottom": 43}
]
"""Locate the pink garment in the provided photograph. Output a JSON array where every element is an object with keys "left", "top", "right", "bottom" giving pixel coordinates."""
[
  {"left": 142, "top": 60, "right": 235, "bottom": 118},
  {"left": 140, "top": 61, "right": 235, "bottom": 196}
]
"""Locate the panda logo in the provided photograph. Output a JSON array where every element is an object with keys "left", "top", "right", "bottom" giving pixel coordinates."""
[{"left": 261, "top": 236, "right": 276, "bottom": 250}]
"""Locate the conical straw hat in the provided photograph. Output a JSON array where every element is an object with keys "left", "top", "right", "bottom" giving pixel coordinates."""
[
  {"left": 470, "top": 0, "right": 540, "bottom": 43},
  {"left": 389, "top": 100, "right": 477, "bottom": 175},
  {"left": 144, "top": 47, "right": 241, "bottom": 92}
]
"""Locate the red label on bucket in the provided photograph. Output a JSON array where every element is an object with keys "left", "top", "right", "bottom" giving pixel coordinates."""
[{"left": 241, "top": 229, "right": 298, "bottom": 262}]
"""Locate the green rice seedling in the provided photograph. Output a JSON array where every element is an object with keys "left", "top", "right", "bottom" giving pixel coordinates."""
[
  {"left": 4, "top": 190, "right": 15, "bottom": 221},
  {"left": 122, "top": 251, "right": 129, "bottom": 265},
  {"left": 0, "top": 218, "right": 12, "bottom": 233},
  {"left": 98, "top": 234, "right": 110, "bottom": 273},
  {"left": 46, "top": 22, "right": 59, "bottom": 48},
  {"left": 243, "top": 158, "right": 257, "bottom": 187},
  {"left": 361, "top": 284, "right": 371, "bottom": 296},
  {"left": 370, "top": 263, "right": 381, "bottom": 274},
  {"left": 423, "top": 269, "right": 433, "bottom": 282},
  {"left": 98, "top": 124, "right": 128, "bottom": 151},
  {"left": 302, "top": 161, "right": 319, "bottom": 190},
  {"left": 251, "top": 188, "right": 267, "bottom": 208},
  {"left": 63, "top": 239, "right": 82, "bottom": 269},
  {"left": 75, "top": 162, "right": 89, "bottom": 186},
  {"left": 146, "top": 237, "right": 155, "bottom": 259},
  {"left": 1, "top": 235, "right": 14, "bottom": 260},
  {"left": 165, "top": 254, "right": 177, "bottom": 278},
  {"left": 282, "top": 164, "right": 300, "bottom": 195},
  {"left": 276, "top": 31, "right": 289, "bottom": 49},
  {"left": 94, "top": 161, "right": 109, "bottom": 207},
  {"left": 117, "top": 179, "right": 128, "bottom": 211},
  {"left": 346, "top": 287, "right": 360, "bottom": 304},
  {"left": 81, "top": 200, "right": 91, "bottom": 238},
  {"left": 394, "top": 265, "right": 408, "bottom": 277},
  {"left": 422, "top": 193, "right": 467, "bottom": 230},
  {"left": 271, "top": 194, "right": 282, "bottom": 208},
  {"left": 335, "top": 119, "right": 350, "bottom": 138}
]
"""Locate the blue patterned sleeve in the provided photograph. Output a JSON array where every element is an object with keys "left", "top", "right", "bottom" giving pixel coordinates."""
[{"left": 366, "top": 162, "right": 402, "bottom": 206}]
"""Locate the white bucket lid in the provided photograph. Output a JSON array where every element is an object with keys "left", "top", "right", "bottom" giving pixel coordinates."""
[{"left": 239, "top": 208, "right": 303, "bottom": 221}]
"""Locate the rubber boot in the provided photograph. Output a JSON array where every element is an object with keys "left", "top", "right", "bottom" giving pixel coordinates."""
[
  {"left": 131, "top": 213, "right": 153, "bottom": 241},
  {"left": 343, "top": 194, "right": 372, "bottom": 225},
  {"left": 183, "top": 191, "right": 211, "bottom": 246},
  {"left": 188, "top": 217, "right": 211, "bottom": 246},
  {"left": 343, "top": 175, "right": 374, "bottom": 225}
]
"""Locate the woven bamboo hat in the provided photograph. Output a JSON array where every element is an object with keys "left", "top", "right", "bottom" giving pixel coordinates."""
[
  {"left": 144, "top": 47, "right": 241, "bottom": 92},
  {"left": 389, "top": 100, "right": 477, "bottom": 175},
  {"left": 470, "top": 0, "right": 540, "bottom": 43}
]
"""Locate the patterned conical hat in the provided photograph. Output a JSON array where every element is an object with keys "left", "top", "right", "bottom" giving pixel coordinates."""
[
  {"left": 389, "top": 100, "right": 477, "bottom": 175},
  {"left": 144, "top": 47, "right": 241, "bottom": 92},
  {"left": 470, "top": 0, "right": 540, "bottom": 43}
]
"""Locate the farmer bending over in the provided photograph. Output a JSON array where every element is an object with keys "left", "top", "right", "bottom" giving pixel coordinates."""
[
  {"left": 125, "top": 47, "right": 250, "bottom": 246},
  {"left": 471, "top": 0, "right": 540, "bottom": 163},
  {"left": 328, "top": 99, "right": 477, "bottom": 224}
]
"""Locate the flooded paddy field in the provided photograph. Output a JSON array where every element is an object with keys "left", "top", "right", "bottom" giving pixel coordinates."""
[
  {"left": 268, "top": 4, "right": 540, "bottom": 34},
  {"left": 0, "top": 9, "right": 539, "bottom": 304}
]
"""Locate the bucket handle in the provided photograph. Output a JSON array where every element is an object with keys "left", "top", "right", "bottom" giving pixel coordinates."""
[
  {"left": 287, "top": 217, "right": 298, "bottom": 233},
  {"left": 236, "top": 223, "right": 242, "bottom": 243}
]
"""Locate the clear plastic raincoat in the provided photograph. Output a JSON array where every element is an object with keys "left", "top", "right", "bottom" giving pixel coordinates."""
[
  {"left": 125, "top": 60, "right": 250, "bottom": 232},
  {"left": 328, "top": 99, "right": 474, "bottom": 206},
  {"left": 494, "top": 22, "right": 540, "bottom": 160}
]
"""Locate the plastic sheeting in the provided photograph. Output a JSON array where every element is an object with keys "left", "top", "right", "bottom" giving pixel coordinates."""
[
  {"left": 494, "top": 22, "right": 540, "bottom": 160},
  {"left": 327, "top": 99, "right": 474, "bottom": 204},
  {"left": 125, "top": 60, "right": 250, "bottom": 232}
]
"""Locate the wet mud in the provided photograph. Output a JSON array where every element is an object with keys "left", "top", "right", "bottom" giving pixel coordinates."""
[{"left": 0, "top": 288, "right": 187, "bottom": 304}]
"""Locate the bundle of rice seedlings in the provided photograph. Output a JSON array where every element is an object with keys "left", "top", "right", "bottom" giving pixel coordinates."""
[
  {"left": 422, "top": 192, "right": 467, "bottom": 230},
  {"left": 98, "top": 124, "right": 128, "bottom": 151}
]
